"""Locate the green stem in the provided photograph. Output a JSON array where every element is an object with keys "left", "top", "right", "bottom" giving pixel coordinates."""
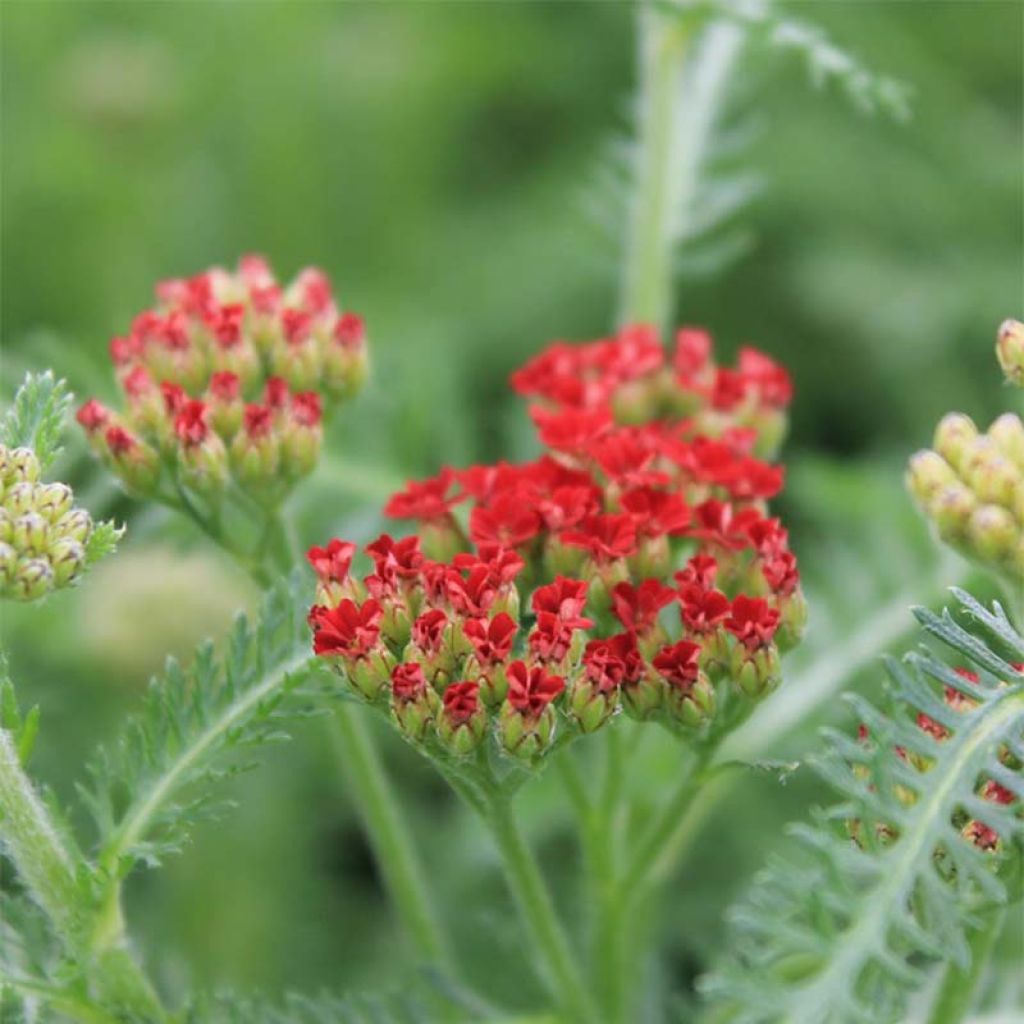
[
  {"left": 618, "top": 4, "right": 691, "bottom": 331},
  {"left": 588, "top": 727, "right": 627, "bottom": 1024},
  {"left": 0, "top": 729, "right": 165, "bottom": 1021},
  {"left": 329, "top": 705, "right": 452, "bottom": 969},
  {"left": 925, "top": 903, "right": 1006, "bottom": 1024},
  {"left": 485, "top": 795, "right": 596, "bottom": 1023}
]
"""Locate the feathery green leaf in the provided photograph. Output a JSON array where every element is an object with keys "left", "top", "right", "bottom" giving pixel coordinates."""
[{"left": 1, "top": 371, "right": 72, "bottom": 470}]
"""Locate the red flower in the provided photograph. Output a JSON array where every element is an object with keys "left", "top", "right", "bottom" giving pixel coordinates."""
[
  {"left": 391, "top": 662, "right": 428, "bottom": 703},
  {"left": 763, "top": 551, "right": 799, "bottom": 597},
  {"left": 110, "top": 335, "right": 139, "bottom": 366},
  {"left": 738, "top": 346, "right": 793, "bottom": 408},
  {"left": 653, "top": 640, "right": 702, "bottom": 690},
  {"left": 725, "top": 596, "right": 780, "bottom": 651},
  {"left": 282, "top": 308, "right": 313, "bottom": 346},
  {"left": 210, "top": 371, "right": 241, "bottom": 402},
  {"left": 445, "top": 565, "right": 499, "bottom": 617},
  {"left": 562, "top": 513, "right": 637, "bottom": 562},
  {"left": 586, "top": 431, "right": 668, "bottom": 487},
  {"left": 366, "top": 534, "right": 424, "bottom": 581},
  {"left": 243, "top": 404, "right": 274, "bottom": 439},
  {"left": 334, "top": 312, "right": 365, "bottom": 349},
  {"left": 411, "top": 609, "right": 449, "bottom": 653},
  {"left": 583, "top": 632, "right": 643, "bottom": 691},
  {"left": 454, "top": 544, "right": 525, "bottom": 587},
  {"left": 530, "top": 406, "right": 613, "bottom": 452},
  {"left": 309, "top": 599, "right": 382, "bottom": 658},
  {"left": 292, "top": 391, "right": 322, "bottom": 426},
  {"left": 264, "top": 377, "right": 290, "bottom": 410},
  {"left": 619, "top": 487, "right": 690, "bottom": 539},
  {"left": 679, "top": 586, "right": 731, "bottom": 635},
  {"left": 674, "top": 328, "right": 712, "bottom": 386},
  {"left": 611, "top": 579, "right": 676, "bottom": 634},
  {"left": 469, "top": 491, "right": 543, "bottom": 548},
  {"left": 529, "top": 613, "right": 582, "bottom": 663},
  {"left": 306, "top": 539, "right": 356, "bottom": 584},
  {"left": 77, "top": 399, "right": 111, "bottom": 433},
  {"left": 443, "top": 681, "right": 480, "bottom": 724},
  {"left": 385, "top": 468, "right": 464, "bottom": 523},
  {"left": 688, "top": 499, "right": 761, "bottom": 550},
  {"left": 506, "top": 661, "right": 565, "bottom": 717},
  {"left": 532, "top": 576, "right": 592, "bottom": 626},
  {"left": 123, "top": 366, "right": 155, "bottom": 399},
  {"left": 294, "top": 267, "right": 334, "bottom": 315},
  {"left": 464, "top": 613, "right": 518, "bottom": 666},
  {"left": 674, "top": 554, "right": 718, "bottom": 590},
  {"left": 174, "top": 400, "right": 209, "bottom": 446},
  {"left": 537, "top": 484, "right": 602, "bottom": 531},
  {"left": 208, "top": 303, "right": 245, "bottom": 348},
  {"left": 161, "top": 381, "right": 188, "bottom": 416},
  {"left": 105, "top": 425, "right": 136, "bottom": 455}
]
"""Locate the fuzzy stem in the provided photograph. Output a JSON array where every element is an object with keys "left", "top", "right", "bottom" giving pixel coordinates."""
[
  {"left": 329, "top": 706, "right": 452, "bottom": 970},
  {"left": 618, "top": 4, "right": 691, "bottom": 332},
  {"left": 485, "top": 795, "right": 596, "bottom": 1023},
  {"left": 925, "top": 903, "right": 1006, "bottom": 1024}
]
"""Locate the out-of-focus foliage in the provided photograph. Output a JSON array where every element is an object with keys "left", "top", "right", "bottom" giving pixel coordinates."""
[{"left": 1, "top": 0, "right": 1020, "bottom": 1010}]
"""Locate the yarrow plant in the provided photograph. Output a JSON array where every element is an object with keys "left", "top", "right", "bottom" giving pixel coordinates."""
[{"left": 2, "top": 4, "right": 1019, "bottom": 1024}]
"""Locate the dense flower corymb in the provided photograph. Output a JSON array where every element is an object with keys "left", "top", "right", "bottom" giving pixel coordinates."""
[
  {"left": 308, "top": 324, "right": 806, "bottom": 764},
  {"left": 78, "top": 256, "right": 368, "bottom": 508}
]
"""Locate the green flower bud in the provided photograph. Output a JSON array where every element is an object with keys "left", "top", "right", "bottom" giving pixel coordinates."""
[
  {"left": 498, "top": 702, "right": 557, "bottom": 761},
  {"left": 967, "top": 504, "right": 1018, "bottom": 563},
  {"left": 5, "top": 481, "right": 37, "bottom": 516},
  {"left": 347, "top": 650, "right": 397, "bottom": 702},
  {"left": 48, "top": 538, "right": 86, "bottom": 586},
  {"left": 665, "top": 671, "right": 715, "bottom": 727},
  {"left": 962, "top": 440, "right": 1017, "bottom": 507},
  {"left": 933, "top": 414, "right": 978, "bottom": 472},
  {"left": 0, "top": 509, "right": 11, "bottom": 543},
  {"left": 230, "top": 430, "right": 280, "bottom": 498},
  {"left": 931, "top": 482, "right": 978, "bottom": 544},
  {"left": 391, "top": 686, "right": 441, "bottom": 743},
  {"left": 180, "top": 435, "right": 228, "bottom": 496},
  {"left": 567, "top": 677, "right": 617, "bottom": 733},
  {"left": 8, "top": 447, "right": 40, "bottom": 484},
  {"left": 776, "top": 589, "right": 809, "bottom": 653},
  {"left": 0, "top": 541, "right": 16, "bottom": 584},
  {"left": 13, "top": 557, "right": 53, "bottom": 600},
  {"left": 13, "top": 513, "right": 49, "bottom": 554},
  {"left": 988, "top": 413, "right": 1024, "bottom": 470},
  {"left": 35, "top": 483, "right": 74, "bottom": 522},
  {"left": 906, "top": 450, "right": 959, "bottom": 507},
  {"left": 731, "top": 643, "right": 781, "bottom": 698},
  {"left": 55, "top": 508, "right": 93, "bottom": 544},
  {"left": 280, "top": 422, "right": 322, "bottom": 481},
  {"left": 996, "top": 318, "right": 1024, "bottom": 388},
  {"left": 622, "top": 672, "right": 664, "bottom": 720}
]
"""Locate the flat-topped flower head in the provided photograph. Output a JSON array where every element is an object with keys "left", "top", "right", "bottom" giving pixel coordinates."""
[
  {"left": 309, "top": 324, "right": 802, "bottom": 763},
  {"left": 79, "top": 255, "right": 368, "bottom": 511}
]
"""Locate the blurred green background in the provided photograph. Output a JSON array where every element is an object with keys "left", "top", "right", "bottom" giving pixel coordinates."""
[{"left": 1, "top": 0, "right": 1021, "bottom": 1015}]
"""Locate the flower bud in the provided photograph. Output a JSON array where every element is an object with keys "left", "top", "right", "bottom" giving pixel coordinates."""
[
  {"left": 280, "top": 393, "right": 323, "bottom": 480},
  {"left": 930, "top": 482, "right": 978, "bottom": 544},
  {"left": 55, "top": 508, "right": 92, "bottom": 544},
  {"left": 906, "top": 450, "right": 959, "bottom": 507},
  {"left": 961, "top": 439, "right": 1017, "bottom": 507},
  {"left": 206, "top": 371, "right": 245, "bottom": 439},
  {"left": 775, "top": 588, "right": 809, "bottom": 653},
  {"left": 996, "top": 318, "right": 1024, "bottom": 388},
  {"left": 0, "top": 510, "right": 11, "bottom": 543},
  {"left": 8, "top": 447, "right": 40, "bottom": 484},
  {"left": 665, "top": 670, "right": 715, "bottom": 727},
  {"left": 933, "top": 414, "right": 978, "bottom": 472},
  {"left": 48, "top": 538, "right": 86, "bottom": 586},
  {"left": 0, "top": 541, "right": 16, "bottom": 584},
  {"left": 390, "top": 663, "right": 441, "bottom": 742},
  {"left": 13, "top": 513, "right": 48, "bottom": 554},
  {"left": 323, "top": 313, "right": 369, "bottom": 399},
  {"left": 437, "top": 681, "right": 487, "bottom": 756},
  {"left": 967, "top": 504, "right": 1018, "bottom": 563},
  {"left": 35, "top": 483, "right": 74, "bottom": 522},
  {"left": 5, "top": 482, "right": 37, "bottom": 516},
  {"left": 105, "top": 427, "right": 161, "bottom": 495},
  {"left": 621, "top": 672, "right": 664, "bottom": 720},
  {"left": 729, "top": 640, "right": 781, "bottom": 698},
  {"left": 230, "top": 405, "right": 280, "bottom": 498},
  {"left": 988, "top": 413, "right": 1024, "bottom": 470},
  {"left": 498, "top": 701, "right": 558, "bottom": 760},
  {"left": 180, "top": 433, "right": 229, "bottom": 496},
  {"left": 347, "top": 650, "right": 398, "bottom": 702},
  {"left": 13, "top": 557, "right": 53, "bottom": 600}
]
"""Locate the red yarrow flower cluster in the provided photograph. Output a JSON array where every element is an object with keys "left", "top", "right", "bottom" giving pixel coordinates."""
[
  {"left": 309, "top": 324, "right": 807, "bottom": 760},
  {"left": 77, "top": 255, "right": 368, "bottom": 505}
]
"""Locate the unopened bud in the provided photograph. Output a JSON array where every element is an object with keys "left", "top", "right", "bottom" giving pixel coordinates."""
[
  {"left": 55, "top": 508, "right": 92, "bottom": 544},
  {"left": 6, "top": 482, "right": 37, "bottom": 516},
  {"left": 180, "top": 435, "right": 228, "bottom": 496},
  {"left": 996, "top": 319, "right": 1024, "bottom": 387},
  {"left": 0, "top": 510, "right": 11, "bottom": 544},
  {"left": 498, "top": 703, "right": 557, "bottom": 761},
  {"left": 906, "top": 450, "right": 959, "bottom": 507},
  {"left": 622, "top": 673, "right": 664, "bottom": 720},
  {"left": 49, "top": 538, "right": 86, "bottom": 585},
  {"left": 665, "top": 671, "right": 715, "bottom": 727},
  {"left": 437, "top": 682, "right": 487, "bottom": 756},
  {"left": 13, "top": 558, "right": 53, "bottom": 600},
  {"left": 731, "top": 642, "right": 781, "bottom": 698},
  {"left": 567, "top": 678, "right": 618, "bottom": 733},
  {"left": 347, "top": 650, "right": 398, "bottom": 702},
  {"left": 13, "top": 513, "right": 48, "bottom": 554},
  {"left": 967, "top": 504, "right": 1018, "bottom": 563},
  {"left": 775, "top": 588, "right": 809, "bottom": 653},
  {"left": 988, "top": 413, "right": 1024, "bottom": 469},
  {"left": 8, "top": 448, "right": 40, "bottom": 484},
  {"left": 961, "top": 439, "right": 1017, "bottom": 507},
  {"left": 35, "top": 483, "right": 74, "bottom": 522},
  {"left": 931, "top": 482, "right": 978, "bottom": 544},
  {"left": 933, "top": 414, "right": 978, "bottom": 472},
  {"left": 0, "top": 542, "right": 15, "bottom": 584}
]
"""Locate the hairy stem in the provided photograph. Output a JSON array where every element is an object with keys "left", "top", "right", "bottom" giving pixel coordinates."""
[
  {"left": 925, "top": 903, "right": 1006, "bottom": 1024},
  {"left": 485, "top": 795, "right": 596, "bottom": 1023},
  {"left": 329, "top": 705, "right": 452, "bottom": 970},
  {"left": 618, "top": 4, "right": 691, "bottom": 331},
  {"left": 0, "top": 728, "right": 81, "bottom": 939}
]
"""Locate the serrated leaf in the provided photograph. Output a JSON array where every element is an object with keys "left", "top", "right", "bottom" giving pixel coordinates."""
[{"left": 1, "top": 371, "right": 72, "bottom": 470}]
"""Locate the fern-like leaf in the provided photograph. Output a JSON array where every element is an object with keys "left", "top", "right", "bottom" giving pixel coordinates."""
[
  {"left": 186, "top": 987, "right": 443, "bottom": 1024},
  {"left": 703, "top": 590, "right": 1024, "bottom": 1023},
  {"left": 78, "top": 572, "right": 316, "bottom": 883},
  {"left": 1, "top": 371, "right": 72, "bottom": 470}
]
